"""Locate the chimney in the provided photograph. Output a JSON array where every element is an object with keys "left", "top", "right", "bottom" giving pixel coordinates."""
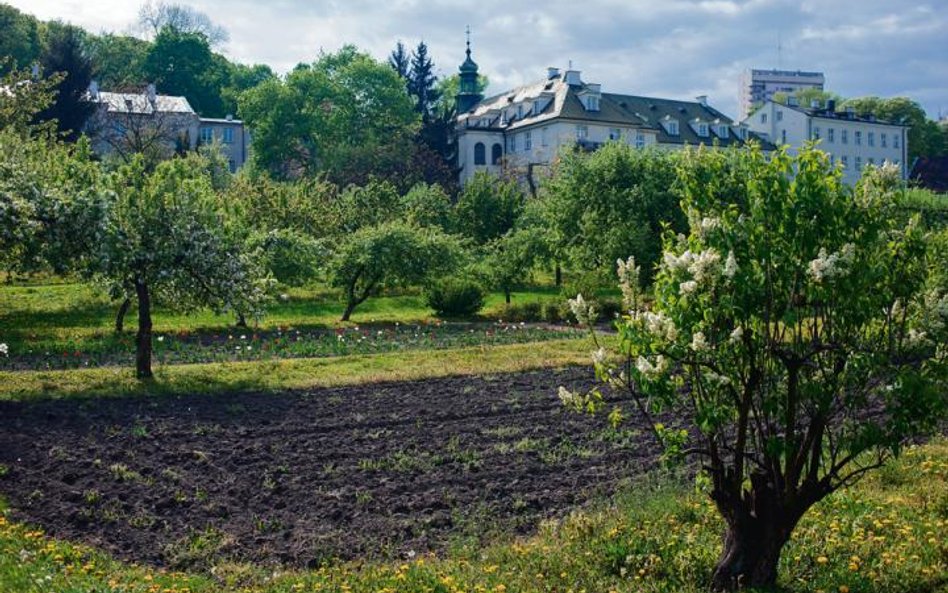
[
  {"left": 31, "top": 63, "right": 40, "bottom": 79},
  {"left": 787, "top": 95, "right": 799, "bottom": 107},
  {"left": 695, "top": 95, "right": 708, "bottom": 107},
  {"left": 547, "top": 67, "right": 560, "bottom": 80},
  {"left": 146, "top": 83, "right": 157, "bottom": 107},
  {"left": 810, "top": 99, "right": 821, "bottom": 109},
  {"left": 564, "top": 70, "right": 582, "bottom": 86},
  {"left": 226, "top": 114, "right": 233, "bottom": 121},
  {"left": 89, "top": 80, "right": 99, "bottom": 101},
  {"left": 845, "top": 106, "right": 855, "bottom": 119},
  {"left": 826, "top": 99, "right": 836, "bottom": 112}
]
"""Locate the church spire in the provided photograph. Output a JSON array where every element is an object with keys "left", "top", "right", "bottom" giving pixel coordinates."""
[{"left": 457, "top": 25, "right": 482, "bottom": 114}]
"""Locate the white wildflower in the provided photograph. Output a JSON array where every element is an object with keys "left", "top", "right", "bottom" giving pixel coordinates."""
[
  {"left": 905, "top": 329, "right": 929, "bottom": 348},
  {"left": 723, "top": 251, "right": 738, "bottom": 279},
  {"left": 700, "top": 216, "right": 721, "bottom": 234},
  {"left": 157, "top": 336, "right": 164, "bottom": 342},
  {"left": 691, "top": 331, "right": 709, "bottom": 352},
  {"left": 729, "top": 326, "right": 743, "bottom": 344},
  {"left": 558, "top": 386, "right": 579, "bottom": 406},
  {"left": 679, "top": 280, "right": 698, "bottom": 296},
  {"left": 0, "top": 343, "right": 7, "bottom": 357},
  {"left": 568, "top": 294, "right": 597, "bottom": 325},
  {"left": 664, "top": 249, "right": 695, "bottom": 272}
]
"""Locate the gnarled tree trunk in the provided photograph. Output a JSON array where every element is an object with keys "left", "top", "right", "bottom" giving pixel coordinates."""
[{"left": 135, "top": 279, "right": 153, "bottom": 379}]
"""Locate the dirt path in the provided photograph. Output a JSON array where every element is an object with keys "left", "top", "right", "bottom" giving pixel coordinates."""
[{"left": 0, "top": 367, "right": 665, "bottom": 569}]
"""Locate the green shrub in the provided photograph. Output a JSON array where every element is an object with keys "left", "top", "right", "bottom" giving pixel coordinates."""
[
  {"left": 501, "top": 301, "right": 544, "bottom": 322},
  {"left": 425, "top": 279, "right": 486, "bottom": 317}
]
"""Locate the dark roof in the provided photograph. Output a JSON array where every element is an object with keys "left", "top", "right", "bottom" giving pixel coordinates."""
[
  {"left": 910, "top": 156, "right": 948, "bottom": 193},
  {"left": 779, "top": 102, "right": 907, "bottom": 127},
  {"left": 460, "top": 73, "right": 773, "bottom": 149}
]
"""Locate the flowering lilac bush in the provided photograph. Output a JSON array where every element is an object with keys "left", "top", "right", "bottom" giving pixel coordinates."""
[{"left": 562, "top": 145, "right": 947, "bottom": 591}]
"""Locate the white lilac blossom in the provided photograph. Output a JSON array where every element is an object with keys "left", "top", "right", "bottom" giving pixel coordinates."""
[
  {"left": 691, "top": 331, "right": 709, "bottom": 352},
  {"left": 724, "top": 251, "right": 739, "bottom": 279},
  {"left": 568, "top": 294, "right": 597, "bottom": 325},
  {"left": 664, "top": 249, "right": 694, "bottom": 272},
  {"left": 558, "top": 386, "right": 579, "bottom": 407},
  {"left": 688, "top": 249, "right": 722, "bottom": 283},
  {"left": 616, "top": 256, "right": 640, "bottom": 307},
  {"left": 729, "top": 326, "right": 744, "bottom": 344},
  {"left": 905, "top": 328, "right": 929, "bottom": 348},
  {"left": 700, "top": 217, "right": 721, "bottom": 234},
  {"left": 591, "top": 347, "right": 607, "bottom": 365},
  {"left": 679, "top": 280, "right": 698, "bottom": 296},
  {"left": 807, "top": 243, "right": 856, "bottom": 283},
  {"left": 640, "top": 311, "right": 678, "bottom": 341},
  {"left": 635, "top": 355, "right": 668, "bottom": 379},
  {"left": 704, "top": 371, "right": 732, "bottom": 387},
  {"left": 0, "top": 343, "right": 8, "bottom": 356}
]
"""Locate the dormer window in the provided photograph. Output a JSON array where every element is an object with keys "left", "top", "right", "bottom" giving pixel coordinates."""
[
  {"left": 584, "top": 96, "right": 600, "bottom": 111},
  {"left": 695, "top": 122, "right": 709, "bottom": 137},
  {"left": 662, "top": 119, "right": 679, "bottom": 135},
  {"left": 517, "top": 105, "right": 523, "bottom": 120},
  {"left": 533, "top": 99, "right": 543, "bottom": 115},
  {"left": 715, "top": 125, "right": 729, "bottom": 139}
]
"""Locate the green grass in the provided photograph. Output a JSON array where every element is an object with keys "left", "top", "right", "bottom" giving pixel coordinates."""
[
  {"left": 0, "top": 338, "right": 597, "bottom": 401},
  {"left": 2, "top": 440, "right": 945, "bottom": 593},
  {"left": 0, "top": 280, "right": 566, "bottom": 354}
]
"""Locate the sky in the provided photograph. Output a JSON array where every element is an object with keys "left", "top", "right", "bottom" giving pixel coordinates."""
[{"left": 10, "top": 0, "right": 948, "bottom": 120}]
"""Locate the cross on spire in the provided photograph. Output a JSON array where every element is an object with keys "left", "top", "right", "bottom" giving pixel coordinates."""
[{"left": 465, "top": 25, "right": 471, "bottom": 56}]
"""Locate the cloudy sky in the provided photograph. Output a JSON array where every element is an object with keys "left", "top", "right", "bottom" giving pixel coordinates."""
[{"left": 10, "top": 0, "right": 948, "bottom": 120}]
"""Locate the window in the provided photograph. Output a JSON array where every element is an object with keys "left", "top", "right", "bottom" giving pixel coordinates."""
[
  {"left": 585, "top": 96, "right": 599, "bottom": 111},
  {"left": 868, "top": 132, "right": 875, "bottom": 147},
  {"left": 855, "top": 131, "right": 862, "bottom": 145},
  {"left": 856, "top": 156, "right": 862, "bottom": 170},
  {"left": 841, "top": 129, "right": 848, "bottom": 144},
  {"left": 716, "top": 125, "right": 729, "bottom": 139},
  {"left": 894, "top": 134, "right": 900, "bottom": 149},
  {"left": 533, "top": 100, "right": 542, "bottom": 115},
  {"left": 222, "top": 127, "right": 234, "bottom": 144},
  {"left": 665, "top": 120, "right": 679, "bottom": 135},
  {"left": 474, "top": 142, "right": 486, "bottom": 165},
  {"left": 491, "top": 143, "right": 503, "bottom": 165},
  {"left": 781, "top": 129, "right": 787, "bottom": 145},
  {"left": 881, "top": 133, "right": 887, "bottom": 148},
  {"left": 868, "top": 157, "right": 875, "bottom": 166},
  {"left": 776, "top": 110, "right": 783, "bottom": 122},
  {"left": 508, "top": 135, "right": 516, "bottom": 153},
  {"left": 200, "top": 127, "right": 214, "bottom": 144},
  {"left": 635, "top": 132, "right": 645, "bottom": 148},
  {"left": 576, "top": 125, "right": 588, "bottom": 140},
  {"left": 609, "top": 128, "right": 621, "bottom": 141},
  {"left": 827, "top": 128, "right": 835, "bottom": 143},
  {"left": 697, "top": 123, "right": 709, "bottom": 137},
  {"left": 541, "top": 127, "right": 549, "bottom": 147},
  {"left": 761, "top": 113, "right": 768, "bottom": 124},
  {"left": 517, "top": 105, "right": 523, "bottom": 119},
  {"left": 841, "top": 155, "right": 848, "bottom": 168},
  {"left": 813, "top": 127, "right": 820, "bottom": 140},
  {"left": 524, "top": 131, "right": 532, "bottom": 151}
]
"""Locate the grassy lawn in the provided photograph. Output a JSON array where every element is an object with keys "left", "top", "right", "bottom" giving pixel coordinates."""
[
  {"left": 0, "top": 279, "right": 567, "bottom": 355},
  {"left": 1, "top": 440, "right": 944, "bottom": 593},
  {"left": 0, "top": 338, "right": 597, "bottom": 401}
]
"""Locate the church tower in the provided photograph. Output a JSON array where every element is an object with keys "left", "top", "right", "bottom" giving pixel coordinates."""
[{"left": 456, "top": 26, "right": 483, "bottom": 114}]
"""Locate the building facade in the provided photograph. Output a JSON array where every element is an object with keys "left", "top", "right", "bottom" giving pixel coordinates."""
[
  {"left": 198, "top": 116, "right": 251, "bottom": 171},
  {"left": 456, "top": 54, "right": 766, "bottom": 187},
  {"left": 739, "top": 68, "right": 825, "bottom": 121},
  {"left": 742, "top": 98, "right": 909, "bottom": 185}
]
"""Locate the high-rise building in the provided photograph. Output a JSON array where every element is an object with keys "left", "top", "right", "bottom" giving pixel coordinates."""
[{"left": 739, "top": 68, "right": 825, "bottom": 120}]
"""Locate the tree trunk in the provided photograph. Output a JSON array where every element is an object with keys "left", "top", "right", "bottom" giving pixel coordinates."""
[
  {"left": 236, "top": 312, "right": 247, "bottom": 327},
  {"left": 505, "top": 289, "right": 511, "bottom": 305},
  {"left": 115, "top": 297, "right": 131, "bottom": 333},
  {"left": 555, "top": 264, "right": 562, "bottom": 287},
  {"left": 135, "top": 280, "right": 153, "bottom": 380},
  {"left": 341, "top": 300, "right": 356, "bottom": 322}
]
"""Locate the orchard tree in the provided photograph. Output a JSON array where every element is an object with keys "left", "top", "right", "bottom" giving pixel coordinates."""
[
  {"left": 542, "top": 142, "right": 684, "bottom": 284},
  {"left": 453, "top": 171, "right": 524, "bottom": 245},
  {"left": 480, "top": 229, "right": 546, "bottom": 304},
  {"left": 98, "top": 155, "right": 269, "bottom": 378},
  {"left": 329, "top": 221, "right": 463, "bottom": 321},
  {"left": 561, "top": 145, "right": 947, "bottom": 591}
]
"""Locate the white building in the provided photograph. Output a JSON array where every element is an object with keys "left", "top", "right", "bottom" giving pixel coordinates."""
[
  {"left": 456, "top": 56, "right": 768, "bottom": 187},
  {"left": 742, "top": 98, "right": 909, "bottom": 185},
  {"left": 739, "top": 69, "right": 825, "bottom": 121}
]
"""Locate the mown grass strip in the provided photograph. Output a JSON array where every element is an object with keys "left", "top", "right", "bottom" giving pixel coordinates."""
[{"left": 0, "top": 338, "right": 597, "bottom": 401}]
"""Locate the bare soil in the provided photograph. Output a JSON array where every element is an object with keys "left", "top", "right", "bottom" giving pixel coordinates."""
[{"left": 0, "top": 368, "right": 664, "bottom": 569}]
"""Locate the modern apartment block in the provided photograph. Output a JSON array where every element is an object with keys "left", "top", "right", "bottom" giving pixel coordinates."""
[
  {"left": 739, "top": 68, "right": 825, "bottom": 120},
  {"left": 742, "top": 97, "right": 908, "bottom": 185}
]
